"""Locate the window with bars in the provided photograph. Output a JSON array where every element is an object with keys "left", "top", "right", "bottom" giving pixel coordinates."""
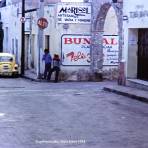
[
  {"left": 112, "top": 0, "right": 117, "bottom": 3},
  {"left": 0, "top": 0, "right": 6, "bottom": 7}
]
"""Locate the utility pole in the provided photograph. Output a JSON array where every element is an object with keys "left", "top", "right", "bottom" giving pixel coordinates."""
[
  {"left": 21, "top": 0, "right": 25, "bottom": 75},
  {"left": 21, "top": 0, "right": 37, "bottom": 76},
  {"left": 37, "top": 0, "right": 44, "bottom": 79}
]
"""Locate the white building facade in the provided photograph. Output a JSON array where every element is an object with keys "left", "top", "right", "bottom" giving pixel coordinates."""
[
  {"left": 123, "top": 0, "right": 148, "bottom": 81},
  {"left": 0, "top": 0, "right": 92, "bottom": 80},
  {"left": 0, "top": 0, "right": 123, "bottom": 81}
]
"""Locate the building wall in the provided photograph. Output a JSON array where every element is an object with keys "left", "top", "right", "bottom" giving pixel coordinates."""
[
  {"left": 0, "top": 0, "right": 123, "bottom": 81},
  {"left": 123, "top": 0, "right": 148, "bottom": 79},
  {"left": 0, "top": 3, "right": 22, "bottom": 63},
  {"left": 0, "top": 1, "right": 92, "bottom": 80},
  {"left": 103, "top": 6, "right": 119, "bottom": 71},
  {"left": 43, "top": 3, "right": 91, "bottom": 73},
  {"left": 104, "top": 6, "right": 118, "bottom": 35}
]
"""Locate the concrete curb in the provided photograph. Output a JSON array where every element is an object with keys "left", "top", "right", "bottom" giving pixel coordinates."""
[
  {"left": 22, "top": 75, "right": 63, "bottom": 83},
  {"left": 21, "top": 75, "right": 42, "bottom": 82},
  {"left": 103, "top": 87, "right": 148, "bottom": 104}
]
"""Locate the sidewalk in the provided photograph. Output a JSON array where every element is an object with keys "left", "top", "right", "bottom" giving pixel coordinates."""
[
  {"left": 103, "top": 84, "right": 148, "bottom": 103},
  {"left": 22, "top": 69, "right": 42, "bottom": 82},
  {"left": 22, "top": 69, "right": 59, "bottom": 82}
]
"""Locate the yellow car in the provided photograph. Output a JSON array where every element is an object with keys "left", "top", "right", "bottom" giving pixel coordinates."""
[{"left": 0, "top": 53, "right": 19, "bottom": 77}]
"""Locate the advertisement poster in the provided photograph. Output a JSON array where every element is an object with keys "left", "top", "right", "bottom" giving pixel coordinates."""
[
  {"left": 103, "top": 35, "right": 119, "bottom": 66},
  {"left": 61, "top": 34, "right": 91, "bottom": 66},
  {"left": 57, "top": 3, "right": 91, "bottom": 24}
]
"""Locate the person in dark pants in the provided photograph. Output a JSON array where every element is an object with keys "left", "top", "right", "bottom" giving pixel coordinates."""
[
  {"left": 42, "top": 49, "right": 52, "bottom": 80},
  {"left": 48, "top": 54, "right": 60, "bottom": 83}
]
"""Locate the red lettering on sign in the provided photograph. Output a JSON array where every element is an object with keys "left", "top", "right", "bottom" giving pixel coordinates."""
[
  {"left": 74, "top": 38, "right": 81, "bottom": 44},
  {"left": 64, "top": 38, "right": 72, "bottom": 44},
  {"left": 66, "top": 51, "right": 87, "bottom": 62},
  {"left": 83, "top": 38, "right": 91, "bottom": 44},
  {"left": 103, "top": 38, "right": 117, "bottom": 45},
  {"left": 111, "top": 38, "right": 117, "bottom": 45},
  {"left": 64, "top": 38, "right": 91, "bottom": 45}
]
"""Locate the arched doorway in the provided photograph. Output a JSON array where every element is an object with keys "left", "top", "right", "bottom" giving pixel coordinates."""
[{"left": 91, "top": 2, "right": 123, "bottom": 78}]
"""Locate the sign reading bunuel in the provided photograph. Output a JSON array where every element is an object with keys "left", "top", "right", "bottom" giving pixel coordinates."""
[
  {"left": 57, "top": 3, "right": 91, "bottom": 24},
  {"left": 62, "top": 35, "right": 91, "bottom": 66},
  {"left": 103, "top": 35, "right": 119, "bottom": 66}
]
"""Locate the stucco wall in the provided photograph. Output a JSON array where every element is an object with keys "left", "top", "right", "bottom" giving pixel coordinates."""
[
  {"left": 0, "top": 4, "right": 22, "bottom": 63},
  {"left": 0, "top": 0, "right": 123, "bottom": 81},
  {"left": 44, "top": 3, "right": 91, "bottom": 73},
  {"left": 123, "top": 0, "right": 148, "bottom": 79},
  {"left": 0, "top": 2, "right": 92, "bottom": 80},
  {"left": 123, "top": 0, "right": 148, "bottom": 28}
]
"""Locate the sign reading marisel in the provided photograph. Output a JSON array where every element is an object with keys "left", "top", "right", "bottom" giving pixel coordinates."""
[{"left": 57, "top": 3, "right": 91, "bottom": 24}]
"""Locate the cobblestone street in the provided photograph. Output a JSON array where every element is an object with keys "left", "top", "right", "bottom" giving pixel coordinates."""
[{"left": 0, "top": 78, "right": 148, "bottom": 148}]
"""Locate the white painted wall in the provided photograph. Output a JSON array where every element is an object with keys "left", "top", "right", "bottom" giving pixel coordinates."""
[
  {"left": 44, "top": 3, "right": 91, "bottom": 72},
  {"left": 0, "top": 2, "right": 91, "bottom": 75},
  {"left": 103, "top": 6, "right": 118, "bottom": 70},
  {"left": 0, "top": 3, "right": 22, "bottom": 64},
  {"left": 123, "top": 0, "right": 148, "bottom": 78},
  {"left": 123, "top": 0, "right": 148, "bottom": 28},
  {"left": 104, "top": 6, "right": 118, "bottom": 35}
]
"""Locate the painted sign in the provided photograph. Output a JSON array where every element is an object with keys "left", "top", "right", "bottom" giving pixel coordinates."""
[
  {"left": 57, "top": 3, "right": 91, "bottom": 24},
  {"left": 103, "top": 35, "right": 119, "bottom": 66},
  {"left": 37, "top": 17, "right": 48, "bottom": 29},
  {"left": 130, "top": 10, "right": 148, "bottom": 18},
  {"left": 62, "top": 35, "right": 91, "bottom": 66},
  {"left": 129, "top": 5, "right": 148, "bottom": 19}
]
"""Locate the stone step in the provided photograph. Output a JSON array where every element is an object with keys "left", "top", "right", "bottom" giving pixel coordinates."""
[
  {"left": 103, "top": 84, "right": 148, "bottom": 103},
  {"left": 126, "top": 79, "right": 148, "bottom": 91}
]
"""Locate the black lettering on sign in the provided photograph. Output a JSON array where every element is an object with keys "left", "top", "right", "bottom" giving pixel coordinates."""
[{"left": 59, "top": 6, "right": 90, "bottom": 16}]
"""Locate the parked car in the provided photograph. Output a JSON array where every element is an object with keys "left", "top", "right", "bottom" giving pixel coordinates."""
[{"left": 0, "top": 53, "right": 19, "bottom": 77}]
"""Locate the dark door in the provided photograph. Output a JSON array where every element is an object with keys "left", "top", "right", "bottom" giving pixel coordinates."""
[{"left": 138, "top": 29, "right": 148, "bottom": 80}]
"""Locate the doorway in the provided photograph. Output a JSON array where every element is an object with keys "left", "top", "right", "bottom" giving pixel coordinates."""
[{"left": 138, "top": 29, "right": 148, "bottom": 80}]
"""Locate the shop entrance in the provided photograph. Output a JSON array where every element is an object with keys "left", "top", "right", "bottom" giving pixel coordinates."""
[{"left": 138, "top": 29, "right": 148, "bottom": 80}]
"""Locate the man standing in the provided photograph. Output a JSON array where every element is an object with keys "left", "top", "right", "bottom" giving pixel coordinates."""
[{"left": 42, "top": 49, "right": 52, "bottom": 80}]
